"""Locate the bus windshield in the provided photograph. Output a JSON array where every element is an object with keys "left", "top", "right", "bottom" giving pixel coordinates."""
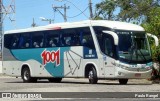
[{"left": 116, "top": 31, "right": 152, "bottom": 64}]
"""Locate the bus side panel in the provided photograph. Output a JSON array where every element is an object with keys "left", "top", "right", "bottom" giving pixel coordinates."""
[
  {"left": 104, "top": 57, "right": 116, "bottom": 78},
  {"left": 3, "top": 48, "right": 21, "bottom": 76},
  {"left": 3, "top": 45, "right": 104, "bottom": 78},
  {"left": 7, "top": 47, "right": 71, "bottom": 78},
  {"left": 22, "top": 60, "right": 50, "bottom": 77},
  {"left": 3, "top": 61, "right": 21, "bottom": 77},
  {"left": 64, "top": 46, "right": 83, "bottom": 77}
]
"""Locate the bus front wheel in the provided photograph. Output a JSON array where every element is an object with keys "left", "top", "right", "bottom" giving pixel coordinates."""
[
  {"left": 88, "top": 67, "right": 98, "bottom": 84},
  {"left": 119, "top": 79, "right": 128, "bottom": 85},
  {"left": 22, "top": 67, "right": 37, "bottom": 83}
]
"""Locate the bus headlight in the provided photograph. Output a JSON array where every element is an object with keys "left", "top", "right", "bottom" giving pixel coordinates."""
[
  {"left": 114, "top": 62, "right": 129, "bottom": 69},
  {"left": 119, "top": 64, "right": 129, "bottom": 69},
  {"left": 146, "top": 66, "right": 151, "bottom": 70},
  {"left": 113, "top": 61, "right": 129, "bottom": 70}
]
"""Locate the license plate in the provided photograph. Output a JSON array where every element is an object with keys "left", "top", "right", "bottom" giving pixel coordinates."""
[{"left": 135, "top": 73, "right": 141, "bottom": 77}]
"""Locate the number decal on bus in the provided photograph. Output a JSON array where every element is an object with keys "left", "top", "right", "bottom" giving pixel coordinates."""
[{"left": 41, "top": 49, "right": 60, "bottom": 66}]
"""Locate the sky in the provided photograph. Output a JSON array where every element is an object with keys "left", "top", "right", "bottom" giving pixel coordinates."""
[{"left": 3, "top": 0, "right": 102, "bottom": 31}]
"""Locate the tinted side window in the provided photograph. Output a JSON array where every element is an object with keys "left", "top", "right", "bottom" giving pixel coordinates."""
[
  {"left": 79, "top": 27, "right": 95, "bottom": 49},
  {"left": 4, "top": 27, "right": 95, "bottom": 49},
  {"left": 11, "top": 34, "right": 20, "bottom": 49},
  {"left": 103, "top": 34, "right": 114, "bottom": 57},
  {"left": 18, "top": 33, "right": 31, "bottom": 49},
  {"left": 60, "top": 29, "right": 80, "bottom": 46},
  {"left": 59, "top": 27, "right": 95, "bottom": 48},
  {"left": 4, "top": 34, "right": 12, "bottom": 49},
  {"left": 94, "top": 26, "right": 110, "bottom": 47},
  {"left": 32, "top": 32, "right": 44, "bottom": 48},
  {"left": 46, "top": 30, "right": 60, "bottom": 47},
  {"left": 4, "top": 34, "right": 20, "bottom": 49},
  {"left": 94, "top": 26, "right": 116, "bottom": 58}
]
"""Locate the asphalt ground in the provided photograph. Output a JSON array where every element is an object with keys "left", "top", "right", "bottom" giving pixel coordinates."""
[{"left": 0, "top": 75, "right": 160, "bottom": 101}]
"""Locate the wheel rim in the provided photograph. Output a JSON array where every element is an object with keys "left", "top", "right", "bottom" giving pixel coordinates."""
[
  {"left": 89, "top": 70, "right": 93, "bottom": 80},
  {"left": 24, "top": 70, "right": 29, "bottom": 80}
]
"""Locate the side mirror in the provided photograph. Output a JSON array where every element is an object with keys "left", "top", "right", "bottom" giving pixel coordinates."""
[
  {"left": 102, "top": 31, "right": 119, "bottom": 45},
  {"left": 147, "top": 33, "right": 159, "bottom": 46}
]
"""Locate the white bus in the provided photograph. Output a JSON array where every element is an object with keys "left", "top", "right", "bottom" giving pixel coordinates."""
[{"left": 2, "top": 20, "right": 158, "bottom": 84}]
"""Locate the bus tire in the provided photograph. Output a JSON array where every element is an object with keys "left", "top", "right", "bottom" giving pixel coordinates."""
[
  {"left": 88, "top": 67, "right": 98, "bottom": 84},
  {"left": 22, "top": 67, "right": 36, "bottom": 83},
  {"left": 119, "top": 79, "right": 128, "bottom": 85},
  {"left": 48, "top": 78, "right": 62, "bottom": 83}
]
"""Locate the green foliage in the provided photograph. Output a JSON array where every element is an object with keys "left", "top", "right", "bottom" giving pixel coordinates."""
[
  {"left": 94, "top": 16, "right": 103, "bottom": 20},
  {"left": 95, "top": 0, "right": 160, "bottom": 23},
  {"left": 151, "top": 45, "right": 160, "bottom": 62},
  {"left": 141, "top": 7, "right": 160, "bottom": 62},
  {"left": 95, "top": 0, "right": 117, "bottom": 20},
  {"left": 142, "top": 7, "right": 160, "bottom": 35}
]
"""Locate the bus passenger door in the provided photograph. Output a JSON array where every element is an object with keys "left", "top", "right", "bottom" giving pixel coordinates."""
[
  {"left": 103, "top": 34, "right": 115, "bottom": 78},
  {"left": 104, "top": 57, "right": 115, "bottom": 78}
]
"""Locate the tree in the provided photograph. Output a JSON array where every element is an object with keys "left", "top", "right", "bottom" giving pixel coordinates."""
[
  {"left": 95, "top": 0, "right": 117, "bottom": 20},
  {"left": 95, "top": 0, "right": 160, "bottom": 24},
  {"left": 142, "top": 7, "right": 160, "bottom": 62}
]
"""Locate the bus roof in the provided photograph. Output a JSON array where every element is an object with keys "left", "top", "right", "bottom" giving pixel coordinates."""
[{"left": 5, "top": 20, "right": 145, "bottom": 34}]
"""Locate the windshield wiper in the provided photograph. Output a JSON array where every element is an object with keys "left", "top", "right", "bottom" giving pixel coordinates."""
[
  {"left": 129, "top": 44, "right": 135, "bottom": 63},
  {"left": 138, "top": 49, "right": 147, "bottom": 61}
]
